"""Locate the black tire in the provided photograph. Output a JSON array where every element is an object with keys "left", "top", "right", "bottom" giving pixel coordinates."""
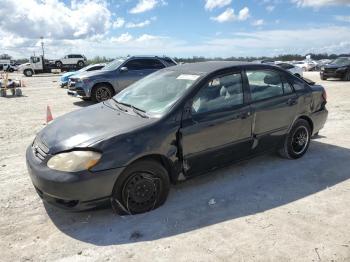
[
  {"left": 91, "top": 84, "right": 114, "bottom": 102},
  {"left": 279, "top": 119, "right": 311, "bottom": 159},
  {"left": 343, "top": 71, "right": 350, "bottom": 81},
  {"left": 24, "top": 69, "right": 33, "bottom": 77},
  {"left": 8, "top": 68, "right": 14, "bottom": 73},
  {"left": 111, "top": 160, "right": 170, "bottom": 215},
  {"left": 55, "top": 61, "right": 62, "bottom": 68},
  {"left": 77, "top": 61, "right": 84, "bottom": 67},
  {"left": 321, "top": 75, "right": 327, "bottom": 81}
]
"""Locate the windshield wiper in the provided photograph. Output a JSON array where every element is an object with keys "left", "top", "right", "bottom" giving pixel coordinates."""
[
  {"left": 111, "top": 98, "right": 128, "bottom": 112},
  {"left": 115, "top": 101, "right": 149, "bottom": 118}
]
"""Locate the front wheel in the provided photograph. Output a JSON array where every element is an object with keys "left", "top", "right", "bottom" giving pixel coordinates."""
[
  {"left": 279, "top": 119, "right": 311, "bottom": 159},
  {"left": 91, "top": 84, "right": 114, "bottom": 102},
  {"left": 321, "top": 75, "right": 327, "bottom": 81},
  {"left": 24, "top": 69, "right": 33, "bottom": 77},
  {"left": 111, "top": 160, "right": 170, "bottom": 215},
  {"left": 77, "top": 61, "right": 84, "bottom": 67}
]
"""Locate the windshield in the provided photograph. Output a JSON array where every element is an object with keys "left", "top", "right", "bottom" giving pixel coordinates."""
[
  {"left": 102, "top": 59, "right": 125, "bottom": 71},
  {"left": 330, "top": 58, "right": 350, "bottom": 66},
  {"left": 114, "top": 70, "right": 201, "bottom": 117}
]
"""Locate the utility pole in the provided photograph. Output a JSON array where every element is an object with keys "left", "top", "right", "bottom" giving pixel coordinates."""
[{"left": 40, "top": 36, "right": 45, "bottom": 58}]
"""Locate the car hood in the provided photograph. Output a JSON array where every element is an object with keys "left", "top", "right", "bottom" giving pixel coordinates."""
[
  {"left": 62, "top": 72, "right": 76, "bottom": 78},
  {"left": 74, "top": 70, "right": 109, "bottom": 79},
  {"left": 324, "top": 64, "right": 342, "bottom": 69},
  {"left": 37, "top": 102, "right": 155, "bottom": 154}
]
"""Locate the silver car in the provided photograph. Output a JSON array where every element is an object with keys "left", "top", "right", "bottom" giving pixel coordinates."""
[{"left": 67, "top": 56, "right": 177, "bottom": 102}]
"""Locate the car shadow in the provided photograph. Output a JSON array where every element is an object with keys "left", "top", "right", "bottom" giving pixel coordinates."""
[
  {"left": 44, "top": 141, "right": 350, "bottom": 246},
  {"left": 73, "top": 100, "right": 95, "bottom": 107}
]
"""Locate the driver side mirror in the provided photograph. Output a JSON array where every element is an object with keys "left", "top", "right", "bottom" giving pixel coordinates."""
[{"left": 120, "top": 67, "right": 128, "bottom": 72}]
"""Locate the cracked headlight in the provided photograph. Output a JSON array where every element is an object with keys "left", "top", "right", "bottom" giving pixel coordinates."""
[{"left": 47, "top": 151, "right": 101, "bottom": 172}]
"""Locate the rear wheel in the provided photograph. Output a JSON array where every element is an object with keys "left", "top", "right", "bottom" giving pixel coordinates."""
[
  {"left": 321, "top": 75, "right": 327, "bottom": 80},
  {"left": 111, "top": 160, "right": 170, "bottom": 215},
  {"left": 91, "top": 84, "right": 114, "bottom": 102},
  {"left": 279, "top": 119, "right": 311, "bottom": 159},
  {"left": 55, "top": 61, "right": 62, "bottom": 68},
  {"left": 77, "top": 61, "right": 84, "bottom": 67}
]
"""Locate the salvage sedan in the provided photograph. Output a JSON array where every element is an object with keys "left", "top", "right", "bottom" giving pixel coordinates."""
[{"left": 26, "top": 62, "right": 328, "bottom": 214}]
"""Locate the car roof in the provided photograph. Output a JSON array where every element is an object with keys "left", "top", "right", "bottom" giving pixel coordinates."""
[
  {"left": 166, "top": 61, "right": 274, "bottom": 75},
  {"left": 128, "top": 55, "right": 172, "bottom": 60}
]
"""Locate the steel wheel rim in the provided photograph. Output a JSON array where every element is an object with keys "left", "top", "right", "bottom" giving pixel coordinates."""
[
  {"left": 291, "top": 126, "right": 309, "bottom": 155},
  {"left": 122, "top": 172, "right": 160, "bottom": 214},
  {"left": 96, "top": 87, "right": 112, "bottom": 102}
]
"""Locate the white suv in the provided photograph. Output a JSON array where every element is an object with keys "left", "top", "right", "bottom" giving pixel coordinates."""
[{"left": 55, "top": 54, "right": 87, "bottom": 68}]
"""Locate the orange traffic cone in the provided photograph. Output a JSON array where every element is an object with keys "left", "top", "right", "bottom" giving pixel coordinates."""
[{"left": 46, "top": 105, "right": 53, "bottom": 123}]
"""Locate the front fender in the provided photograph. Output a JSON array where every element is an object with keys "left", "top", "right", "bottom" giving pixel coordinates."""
[{"left": 90, "top": 120, "right": 180, "bottom": 172}]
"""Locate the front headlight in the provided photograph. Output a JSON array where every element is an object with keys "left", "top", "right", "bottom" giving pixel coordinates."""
[{"left": 47, "top": 151, "right": 101, "bottom": 172}]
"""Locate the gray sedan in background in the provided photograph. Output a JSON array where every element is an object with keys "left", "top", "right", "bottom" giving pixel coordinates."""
[{"left": 67, "top": 56, "right": 177, "bottom": 102}]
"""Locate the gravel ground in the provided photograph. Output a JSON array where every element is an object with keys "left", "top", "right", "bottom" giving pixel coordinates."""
[{"left": 0, "top": 72, "right": 349, "bottom": 262}]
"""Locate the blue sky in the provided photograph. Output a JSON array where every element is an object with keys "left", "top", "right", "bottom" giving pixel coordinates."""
[{"left": 1, "top": 0, "right": 350, "bottom": 58}]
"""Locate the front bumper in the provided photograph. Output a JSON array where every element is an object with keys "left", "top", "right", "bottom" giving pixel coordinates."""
[
  {"left": 26, "top": 146, "right": 124, "bottom": 210},
  {"left": 67, "top": 88, "right": 87, "bottom": 98},
  {"left": 320, "top": 70, "right": 345, "bottom": 79}
]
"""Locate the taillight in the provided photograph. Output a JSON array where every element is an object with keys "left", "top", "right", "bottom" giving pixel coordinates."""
[{"left": 322, "top": 90, "right": 327, "bottom": 102}]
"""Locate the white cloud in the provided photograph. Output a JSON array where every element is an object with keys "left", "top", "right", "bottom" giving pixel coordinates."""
[
  {"left": 292, "top": 0, "right": 350, "bottom": 8},
  {"left": 335, "top": 15, "right": 350, "bottom": 22},
  {"left": 136, "top": 34, "right": 161, "bottom": 42},
  {"left": 129, "top": 0, "right": 166, "bottom": 14},
  {"left": 204, "top": 0, "right": 232, "bottom": 11},
  {"left": 210, "top": 7, "right": 249, "bottom": 23},
  {"left": 113, "top": 17, "right": 125, "bottom": 28},
  {"left": 266, "top": 5, "right": 275, "bottom": 12},
  {"left": 0, "top": 0, "right": 112, "bottom": 40},
  {"left": 126, "top": 20, "right": 151, "bottom": 28},
  {"left": 111, "top": 33, "right": 133, "bottom": 43},
  {"left": 211, "top": 7, "right": 250, "bottom": 23},
  {"left": 252, "top": 19, "right": 264, "bottom": 26},
  {"left": 238, "top": 7, "right": 250, "bottom": 20}
]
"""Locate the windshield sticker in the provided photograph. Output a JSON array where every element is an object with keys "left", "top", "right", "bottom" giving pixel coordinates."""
[{"left": 177, "top": 74, "right": 200, "bottom": 81}]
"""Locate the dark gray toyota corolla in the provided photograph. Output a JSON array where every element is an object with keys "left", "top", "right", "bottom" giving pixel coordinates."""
[{"left": 26, "top": 61, "right": 328, "bottom": 214}]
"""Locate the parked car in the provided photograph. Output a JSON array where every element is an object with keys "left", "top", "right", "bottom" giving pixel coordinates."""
[
  {"left": 55, "top": 54, "right": 87, "bottom": 68},
  {"left": 60, "top": 63, "right": 105, "bottom": 87},
  {"left": 276, "top": 62, "right": 303, "bottom": 77},
  {"left": 67, "top": 56, "right": 177, "bottom": 102},
  {"left": 320, "top": 57, "right": 350, "bottom": 81},
  {"left": 293, "top": 60, "right": 318, "bottom": 71},
  {"left": 26, "top": 61, "right": 328, "bottom": 214}
]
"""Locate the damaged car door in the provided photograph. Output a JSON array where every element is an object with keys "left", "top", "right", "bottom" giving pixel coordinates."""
[{"left": 180, "top": 71, "right": 253, "bottom": 176}]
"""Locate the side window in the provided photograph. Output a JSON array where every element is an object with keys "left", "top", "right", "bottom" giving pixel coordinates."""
[
  {"left": 192, "top": 73, "right": 244, "bottom": 114},
  {"left": 247, "top": 70, "right": 284, "bottom": 101},
  {"left": 124, "top": 59, "right": 143, "bottom": 70},
  {"left": 67, "top": 55, "right": 73, "bottom": 58},
  {"left": 147, "top": 59, "right": 166, "bottom": 69}
]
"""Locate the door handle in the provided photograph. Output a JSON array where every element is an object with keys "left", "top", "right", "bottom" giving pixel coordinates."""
[
  {"left": 239, "top": 111, "right": 251, "bottom": 119},
  {"left": 286, "top": 98, "right": 297, "bottom": 106}
]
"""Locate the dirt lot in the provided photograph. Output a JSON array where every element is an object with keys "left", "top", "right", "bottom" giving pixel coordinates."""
[{"left": 0, "top": 72, "right": 349, "bottom": 261}]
